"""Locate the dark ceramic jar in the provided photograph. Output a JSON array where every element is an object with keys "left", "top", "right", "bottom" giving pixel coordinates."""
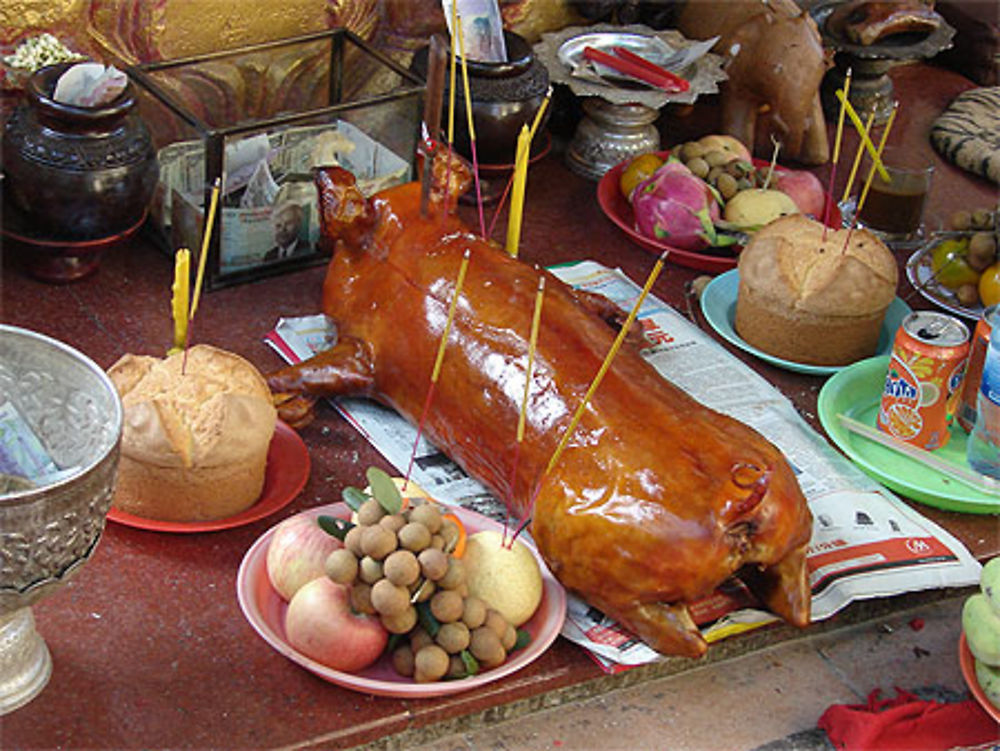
[
  {"left": 412, "top": 31, "right": 550, "bottom": 166},
  {"left": 3, "top": 62, "right": 158, "bottom": 241}
]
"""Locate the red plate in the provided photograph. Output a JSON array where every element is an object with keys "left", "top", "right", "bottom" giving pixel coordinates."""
[
  {"left": 107, "top": 421, "right": 310, "bottom": 533},
  {"left": 960, "top": 632, "right": 1000, "bottom": 723},
  {"left": 236, "top": 502, "right": 568, "bottom": 698},
  {"left": 596, "top": 152, "right": 841, "bottom": 273}
]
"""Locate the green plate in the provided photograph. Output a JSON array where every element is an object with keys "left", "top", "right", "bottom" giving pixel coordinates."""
[{"left": 818, "top": 355, "right": 1000, "bottom": 514}]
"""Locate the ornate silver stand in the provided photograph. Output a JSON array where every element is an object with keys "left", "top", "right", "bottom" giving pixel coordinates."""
[
  {"left": 566, "top": 100, "right": 660, "bottom": 181},
  {"left": 0, "top": 609, "right": 52, "bottom": 714}
]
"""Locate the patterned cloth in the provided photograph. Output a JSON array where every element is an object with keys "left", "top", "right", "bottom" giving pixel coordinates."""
[{"left": 931, "top": 87, "right": 1000, "bottom": 185}]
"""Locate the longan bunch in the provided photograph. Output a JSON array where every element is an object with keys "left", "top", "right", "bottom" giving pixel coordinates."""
[
  {"left": 323, "top": 496, "right": 520, "bottom": 683},
  {"left": 670, "top": 140, "right": 768, "bottom": 201}
]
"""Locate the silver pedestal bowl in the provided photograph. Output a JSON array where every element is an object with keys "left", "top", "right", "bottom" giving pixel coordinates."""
[{"left": 0, "top": 325, "right": 122, "bottom": 714}]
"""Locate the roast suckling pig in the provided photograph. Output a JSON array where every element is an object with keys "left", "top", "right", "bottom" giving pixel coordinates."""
[{"left": 268, "top": 165, "right": 814, "bottom": 658}]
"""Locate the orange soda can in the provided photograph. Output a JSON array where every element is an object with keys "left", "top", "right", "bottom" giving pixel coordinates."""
[
  {"left": 957, "top": 304, "right": 997, "bottom": 432},
  {"left": 877, "top": 311, "right": 969, "bottom": 450}
]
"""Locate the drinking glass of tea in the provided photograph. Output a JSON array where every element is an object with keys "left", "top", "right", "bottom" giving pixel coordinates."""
[{"left": 857, "top": 146, "right": 934, "bottom": 246}]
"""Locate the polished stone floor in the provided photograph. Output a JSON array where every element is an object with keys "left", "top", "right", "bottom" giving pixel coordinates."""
[{"left": 403, "top": 595, "right": 988, "bottom": 751}]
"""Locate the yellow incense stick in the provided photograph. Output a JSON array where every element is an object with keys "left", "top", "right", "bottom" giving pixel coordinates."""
[
  {"left": 856, "top": 102, "right": 899, "bottom": 219},
  {"left": 528, "top": 86, "right": 552, "bottom": 141},
  {"left": 189, "top": 177, "right": 222, "bottom": 322},
  {"left": 841, "top": 107, "right": 876, "bottom": 205},
  {"left": 835, "top": 89, "right": 889, "bottom": 182},
  {"left": 169, "top": 248, "right": 191, "bottom": 354},
  {"left": 456, "top": 21, "right": 476, "bottom": 144},
  {"left": 430, "top": 249, "right": 471, "bottom": 383},
  {"left": 517, "top": 275, "right": 546, "bottom": 444},
  {"left": 447, "top": 1, "right": 458, "bottom": 145},
  {"left": 506, "top": 125, "right": 531, "bottom": 257},
  {"left": 831, "top": 70, "right": 852, "bottom": 167},
  {"left": 545, "top": 252, "right": 668, "bottom": 475}
]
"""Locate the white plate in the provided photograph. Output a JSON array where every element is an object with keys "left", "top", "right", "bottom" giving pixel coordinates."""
[
  {"left": 237, "top": 502, "right": 568, "bottom": 698},
  {"left": 557, "top": 31, "right": 676, "bottom": 82}
]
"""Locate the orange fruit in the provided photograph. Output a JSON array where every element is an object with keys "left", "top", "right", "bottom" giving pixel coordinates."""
[
  {"left": 979, "top": 262, "right": 1000, "bottom": 307},
  {"left": 619, "top": 153, "right": 664, "bottom": 202}
]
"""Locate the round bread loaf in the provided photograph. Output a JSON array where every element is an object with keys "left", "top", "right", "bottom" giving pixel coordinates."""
[
  {"left": 108, "top": 344, "right": 277, "bottom": 521},
  {"left": 735, "top": 215, "right": 898, "bottom": 366}
]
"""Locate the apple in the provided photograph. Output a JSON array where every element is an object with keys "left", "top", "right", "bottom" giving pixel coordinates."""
[
  {"left": 285, "top": 577, "right": 388, "bottom": 673},
  {"left": 267, "top": 514, "right": 343, "bottom": 601},
  {"left": 697, "top": 134, "right": 752, "bottom": 163},
  {"left": 773, "top": 169, "right": 826, "bottom": 218}
]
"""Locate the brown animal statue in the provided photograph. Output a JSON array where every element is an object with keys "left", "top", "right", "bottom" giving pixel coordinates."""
[{"left": 676, "top": 0, "right": 831, "bottom": 165}]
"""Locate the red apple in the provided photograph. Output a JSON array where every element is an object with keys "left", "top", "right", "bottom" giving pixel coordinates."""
[
  {"left": 773, "top": 169, "right": 826, "bottom": 219},
  {"left": 285, "top": 577, "right": 388, "bottom": 673},
  {"left": 267, "top": 514, "right": 343, "bottom": 601}
]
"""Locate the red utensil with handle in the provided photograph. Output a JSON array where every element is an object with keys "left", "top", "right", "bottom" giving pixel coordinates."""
[{"left": 582, "top": 46, "right": 689, "bottom": 93}]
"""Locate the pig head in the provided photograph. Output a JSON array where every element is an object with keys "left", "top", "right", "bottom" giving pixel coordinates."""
[{"left": 677, "top": 0, "right": 831, "bottom": 165}]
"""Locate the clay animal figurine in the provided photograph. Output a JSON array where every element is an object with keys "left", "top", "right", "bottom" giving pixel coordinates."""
[
  {"left": 268, "top": 165, "right": 814, "bottom": 658},
  {"left": 676, "top": 0, "right": 831, "bottom": 165}
]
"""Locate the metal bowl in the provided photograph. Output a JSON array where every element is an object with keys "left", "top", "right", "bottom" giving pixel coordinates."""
[{"left": 0, "top": 324, "right": 122, "bottom": 713}]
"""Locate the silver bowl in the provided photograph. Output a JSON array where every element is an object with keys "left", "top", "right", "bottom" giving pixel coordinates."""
[{"left": 0, "top": 324, "right": 122, "bottom": 714}]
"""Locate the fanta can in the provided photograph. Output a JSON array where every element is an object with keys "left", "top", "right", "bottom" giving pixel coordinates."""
[{"left": 877, "top": 311, "right": 969, "bottom": 450}]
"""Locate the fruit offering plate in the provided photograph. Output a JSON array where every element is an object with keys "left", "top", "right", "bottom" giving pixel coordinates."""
[
  {"left": 906, "top": 238, "right": 984, "bottom": 321},
  {"left": 817, "top": 356, "right": 1000, "bottom": 514},
  {"left": 701, "top": 270, "right": 911, "bottom": 375},
  {"left": 107, "top": 421, "right": 310, "bottom": 533},
  {"left": 960, "top": 632, "right": 1000, "bottom": 724},
  {"left": 597, "top": 153, "right": 840, "bottom": 273},
  {"left": 237, "top": 502, "right": 568, "bottom": 698}
]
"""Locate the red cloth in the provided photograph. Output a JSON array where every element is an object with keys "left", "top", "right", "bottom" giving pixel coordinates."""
[{"left": 818, "top": 688, "right": 998, "bottom": 750}]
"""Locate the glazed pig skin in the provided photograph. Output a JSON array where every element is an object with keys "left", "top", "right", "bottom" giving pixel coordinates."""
[{"left": 269, "top": 167, "right": 814, "bottom": 658}]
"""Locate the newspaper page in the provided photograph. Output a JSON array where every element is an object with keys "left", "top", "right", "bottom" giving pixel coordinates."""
[{"left": 264, "top": 260, "right": 981, "bottom": 671}]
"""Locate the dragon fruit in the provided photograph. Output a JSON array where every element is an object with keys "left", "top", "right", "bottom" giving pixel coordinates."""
[{"left": 631, "top": 160, "right": 721, "bottom": 251}]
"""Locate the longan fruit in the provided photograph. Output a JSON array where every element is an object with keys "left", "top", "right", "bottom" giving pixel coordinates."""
[
  {"left": 358, "top": 555, "right": 384, "bottom": 584},
  {"left": 392, "top": 644, "right": 415, "bottom": 677},
  {"left": 437, "top": 557, "right": 466, "bottom": 590},
  {"left": 398, "top": 521, "right": 432, "bottom": 552},
  {"left": 716, "top": 173, "right": 739, "bottom": 200},
  {"left": 408, "top": 504, "right": 443, "bottom": 534},
  {"left": 379, "top": 513, "right": 407, "bottom": 534},
  {"left": 410, "top": 627, "right": 434, "bottom": 653},
  {"left": 350, "top": 582, "right": 375, "bottom": 615},
  {"left": 414, "top": 644, "right": 450, "bottom": 683},
  {"left": 446, "top": 654, "right": 468, "bottom": 679},
  {"left": 956, "top": 283, "right": 981, "bottom": 307},
  {"left": 439, "top": 520, "right": 461, "bottom": 552},
  {"left": 371, "top": 578, "right": 410, "bottom": 617},
  {"left": 325, "top": 548, "right": 359, "bottom": 585},
  {"left": 430, "top": 589, "right": 464, "bottom": 623},
  {"left": 687, "top": 157, "right": 710, "bottom": 180},
  {"left": 969, "top": 232, "right": 997, "bottom": 271},
  {"left": 706, "top": 165, "right": 725, "bottom": 185},
  {"left": 483, "top": 609, "right": 508, "bottom": 639},
  {"left": 429, "top": 534, "right": 446, "bottom": 551},
  {"left": 501, "top": 623, "right": 518, "bottom": 652},
  {"left": 361, "top": 524, "right": 397, "bottom": 560},
  {"left": 343, "top": 525, "right": 366, "bottom": 557},
  {"left": 680, "top": 141, "right": 705, "bottom": 161},
  {"left": 950, "top": 209, "right": 973, "bottom": 231},
  {"left": 436, "top": 621, "right": 471, "bottom": 654},
  {"left": 461, "top": 596, "right": 487, "bottom": 630},
  {"left": 418, "top": 548, "right": 449, "bottom": 581},
  {"left": 972, "top": 208, "right": 995, "bottom": 230},
  {"left": 469, "top": 627, "right": 506, "bottom": 669},
  {"left": 356, "top": 498, "right": 386, "bottom": 526},
  {"left": 381, "top": 604, "right": 418, "bottom": 634},
  {"left": 704, "top": 150, "right": 732, "bottom": 168},
  {"left": 383, "top": 549, "right": 420, "bottom": 587}
]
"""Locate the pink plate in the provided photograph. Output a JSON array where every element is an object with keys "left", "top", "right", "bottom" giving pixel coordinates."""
[
  {"left": 596, "top": 152, "right": 841, "bottom": 273},
  {"left": 959, "top": 632, "right": 1000, "bottom": 723},
  {"left": 236, "top": 502, "right": 568, "bottom": 698},
  {"left": 107, "top": 421, "right": 310, "bottom": 533}
]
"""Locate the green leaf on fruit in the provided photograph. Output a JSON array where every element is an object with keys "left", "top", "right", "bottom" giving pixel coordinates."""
[
  {"left": 512, "top": 628, "right": 531, "bottom": 652},
  {"left": 460, "top": 649, "right": 479, "bottom": 676},
  {"left": 367, "top": 466, "right": 403, "bottom": 514},
  {"left": 415, "top": 600, "right": 441, "bottom": 637},
  {"left": 342, "top": 486, "right": 369, "bottom": 511},
  {"left": 317, "top": 515, "right": 354, "bottom": 541}
]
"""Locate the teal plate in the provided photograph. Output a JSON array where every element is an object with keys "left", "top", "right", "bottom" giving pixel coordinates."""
[
  {"left": 818, "top": 355, "right": 1000, "bottom": 514},
  {"left": 701, "top": 270, "right": 911, "bottom": 375}
]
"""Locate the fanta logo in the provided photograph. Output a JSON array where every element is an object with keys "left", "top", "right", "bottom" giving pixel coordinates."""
[{"left": 883, "top": 370, "right": 919, "bottom": 403}]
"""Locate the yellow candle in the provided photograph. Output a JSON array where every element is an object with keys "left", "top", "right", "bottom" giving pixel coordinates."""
[
  {"left": 517, "top": 275, "right": 545, "bottom": 444},
  {"left": 835, "top": 89, "right": 889, "bottom": 182},
  {"left": 528, "top": 86, "right": 552, "bottom": 141},
  {"left": 189, "top": 177, "right": 221, "bottom": 322},
  {"left": 505, "top": 125, "right": 531, "bottom": 257},
  {"left": 170, "top": 248, "right": 191, "bottom": 354},
  {"left": 431, "top": 249, "right": 471, "bottom": 384},
  {"left": 831, "top": 70, "right": 852, "bottom": 167},
  {"left": 841, "top": 107, "right": 876, "bottom": 205},
  {"left": 545, "top": 251, "right": 668, "bottom": 475},
  {"left": 856, "top": 102, "right": 899, "bottom": 219}
]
